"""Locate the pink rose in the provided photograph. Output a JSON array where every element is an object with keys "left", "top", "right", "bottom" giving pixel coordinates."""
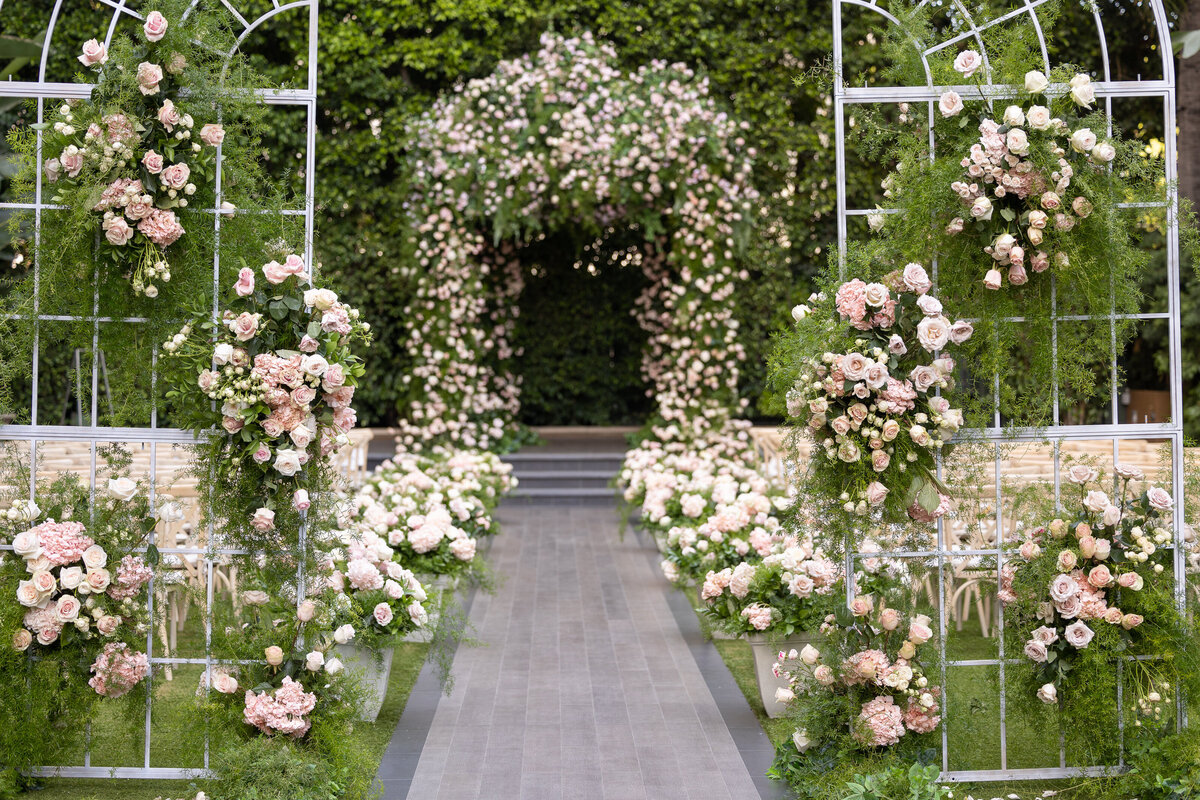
[
  {"left": 60, "top": 149, "right": 83, "bottom": 178},
  {"left": 871, "top": 450, "right": 890, "bottom": 472},
  {"left": 230, "top": 312, "right": 258, "bottom": 341},
  {"left": 284, "top": 254, "right": 306, "bottom": 274},
  {"left": 299, "top": 335, "right": 320, "bottom": 353},
  {"left": 1147, "top": 487, "right": 1174, "bottom": 512},
  {"left": 142, "top": 150, "right": 164, "bottom": 174},
  {"left": 200, "top": 124, "right": 225, "bottom": 146},
  {"left": 373, "top": 602, "right": 394, "bottom": 626},
  {"left": 1103, "top": 607, "right": 1124, "bottom": 625},
  {"left": 293, "top": 490, "right": 310, "bottom": 511},
  {"left": 1018, "top": 541, "right": 1041, "bottom": 561},
  {"left": 136, "top": 62, "right": 164, "bottom": 95},
  {"left": 143, "top": 10, "right": 168, "bottom": 41},
  {"left": 78, "top": 39, "right": 108, "bottom": 67},
  {"left": 1056, "top": 550, "right": 1077, "bottom": 571},
  {"left": 251, "top": 507, "right": 275, "bottom": 531},
  {"left": 953, "top": 49, "right": 982, "bottom": 77},
  {"left": 1008, "top": 264, "right": 1028, "bottom": 285},
  {"left": 125, "top": 196, "right": 153, "bottom": 220},
  {"left": 222, "top": 416, "right": 244, "bottom": 434},
  {"left": 252, "top": 444, "right": 272, "bottom": 464},
  {"left": 984, "top": 269, "right": 1002, "bottom": 290},
  {"left": 105, "top": 218, "right": 135, "bottom": 246},
  {"left": 234, "top": 267, "right": 255, "bottom": 297},
  {"left": 878, "top": 608, "right": 901, "bottom": 631},
  {"left": 96, "top": 615, "right": 120, "bottom": 636},
  {"left": 297, "top": 600, "right": 316, "bottom": 622},
  {"left": 44, "top": 158, "right": 61, "bottom": 182},
  {"left": 160, "top": 163, "right": 190, "bottom": 190},
  {"left": 849, "top": 595, "right": 874, "bottom": 617},
  {"left": 1023, "top": 639, "right": 1048, "bottom": 663},
  {"left": 157, "top": 99, "right": 182, "bottom": 131},
  {"left": 291, "top": 385, "right": 316, "bottom": 406},
  {"left": 262, "top": 260, "right": 292, "bottom": 284},
  {"left": 866, "top": 481, "right": 889, "bottom": 506},
  {"left": 1087, "top": 565, "right": 1112, "bottom": 588},
  {"left": 1121, "top": 613, "right": 1143, "bottom": 629},
  {"left": 321, "top": 364, "right": 346, "bottom": 390},
  {"left": 1063, "top": 620, "right": 1095, "bottom": 648}
]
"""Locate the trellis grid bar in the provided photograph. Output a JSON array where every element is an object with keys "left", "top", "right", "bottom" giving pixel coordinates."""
[
  {"left": 0, "top": 0, "right": 320, "bottom": 780},
  {"left": 832, "top": 0, "right": 1184, "bottom": 782}
]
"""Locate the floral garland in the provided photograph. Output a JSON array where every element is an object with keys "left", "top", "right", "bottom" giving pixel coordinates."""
[
  {"left": 162, "top": 251, "right": 370, "bottom": 533},
  {"left": 779, "top": 264, "right": 972, "bottom": 523},
  {"left": 36, "top": 10, "right": 225, "bottom": 298},
  {"left": 398, "top": 32, "right": 758, "bottom": 451},
  {"left": 1004, "top": 464, "right": 1182, "bottom": 711},
  {"left": 772, "top": 601, "right": 939, "bottom": 753},
  {"left": 934, "top": 65, "right": 1117, "bottom": 290}
]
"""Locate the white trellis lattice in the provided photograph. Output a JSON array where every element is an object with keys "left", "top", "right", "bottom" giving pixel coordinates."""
[
  {"left": 832, "top": 0, "right": 1185, "bottom": 782},
  {"left": 0, "top": 0, "right": 319, "bottom": 780}
]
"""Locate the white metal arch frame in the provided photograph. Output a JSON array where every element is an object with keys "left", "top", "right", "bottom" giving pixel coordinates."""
[
  {"left": 0, "top": 0, "right": 319, "bottom": 781},
  {"left": 833, "top": 0, "right": 1183, "bottom": 783}
]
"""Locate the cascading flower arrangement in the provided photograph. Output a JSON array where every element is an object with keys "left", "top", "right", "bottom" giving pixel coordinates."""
[
  {"left": 935, "top": 65, "right": 1116, "bottom": 291},
  {"left": 1002, "top": 464, "right": 1199, "bottom": 721},
  {"left": 699, "top": 536, "right": 840, "bottom": 637},
  {"left": 771, "top": 599, "right": 940, "bottom": 757},
  {"left": 777, "top": 262, "right": 973, "bottom": 524},
  {"left": 32, "top": 10, "right": 226, "bottom": 298},
  {"left": 161, "top": 250, "right": 370, "bottom": 539}
]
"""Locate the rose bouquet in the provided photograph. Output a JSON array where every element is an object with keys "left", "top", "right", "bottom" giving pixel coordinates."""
[
  {"left": 1003, "top": 465, "right": 1192, "bottom": 713},
  {"left": 161, "top": 251, "right": 370, "bottom": 535},
  {"left": 781, "top": 265, "right": 972, "bottom": 523},
  {"left": 33, "top": 10, "right": 227, "bottom": 298},
  {"left": 936, "top": 69, "right": 1117, "bottom": 290},
  {"left": 771, "top": 600, "right": 940, "bottom": 755},
  {"left": 699, "top": 537, "right": 840, "bottom": 636},
  {"left": 659, "top": 487, "right": 786, "bottom": 585}
]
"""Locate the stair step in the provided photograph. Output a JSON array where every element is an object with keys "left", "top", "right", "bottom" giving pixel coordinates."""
[
  {"left": 511, "top": 487, "right": 615, "bottom": 497},
  {"left": 502, "top": 452, "right": 625, "bottom": 462},
  {"left": 509, "top": 470, "right": 617, "bottom": 480}
]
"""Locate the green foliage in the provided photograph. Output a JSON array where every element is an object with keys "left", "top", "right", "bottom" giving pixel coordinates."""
[
  {"left": 842, "top": 764, "right": 949, "bottom": 800},
  {"left": 205, "top": 737, "right": 357, "bottom": 800}
]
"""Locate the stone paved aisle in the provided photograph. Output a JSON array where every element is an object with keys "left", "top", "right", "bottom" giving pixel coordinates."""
[{"left": 379, "top": 504, "right": 766, "bottom": 800}]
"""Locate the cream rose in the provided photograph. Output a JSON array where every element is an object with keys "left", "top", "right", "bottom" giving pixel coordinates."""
[
  {"left": 953, "top": 49, "right": 982, "bottom": 78},
  {"left": 916, "top": 315, "right": 951, "bottom": 351},
  {"left": 1026, "top": 104, "right": 1051, "bottom": 130},
  {"left": 938, "top": 91, "right": 963, "bottom": 117},
  {"left": 1070, "top": 128, "right": 1097, "bottom": 154},
  {"left": 1025, "top": 70, "right": 1049, "bottom": 93},
  {"left": 136, "top": 62, "right": 164, "bottom": 95},
  {"left": 273, "top": 449, "right": 303, "bottom": 477}
]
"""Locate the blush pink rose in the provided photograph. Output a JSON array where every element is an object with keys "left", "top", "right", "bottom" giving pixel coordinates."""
[
  {"left": 262, "top": 260, "right": 292, "bottom": 284},
  {"left": 373, "top": 603, "right": 394, "bottom": 626},
  {"left": 143, "top": 10, "right": 168, "bottom": 41},
  {"left": 105, "top": 218, "right": 135, "bottom": 246},
  {"left": 199, "top": 124, "right": 225, "bottom": 146},
  {"left": 142, "top": 150, "right": 164, "bottom": 174},
  {"left": 160, "top": 163, "right": 190, "bottom": 190},
  {"left": 157, "top": 99, "right": 181, "bottom": 131},
  {"left": 136, "top": 62, "right": 163, "bottom": 95},
  {"left": 234, "top": 267, "right": 255, "bottom": 297}
]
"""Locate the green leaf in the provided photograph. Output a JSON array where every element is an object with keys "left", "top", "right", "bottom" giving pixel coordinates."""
[
  {"left": 1000, "top": 208, "right": 1016, "bottom": 222},
  {"left": 1173, "top": 30, "right": 1200, "bottom": 60},
  {"left": 145, "top": 543, "right": 161, "bottom": 566},
  {"left": 918, "top": 480, "right": 939, "bottom": 512}
]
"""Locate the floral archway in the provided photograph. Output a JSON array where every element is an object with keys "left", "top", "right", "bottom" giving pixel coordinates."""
[{"left": 396, "top": 33, "right": 760, "bottom": 451}]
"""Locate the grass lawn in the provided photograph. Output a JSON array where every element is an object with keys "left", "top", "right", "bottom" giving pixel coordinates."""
[{"left": 23, "top": 641, "right": 430, "bottom": 800}]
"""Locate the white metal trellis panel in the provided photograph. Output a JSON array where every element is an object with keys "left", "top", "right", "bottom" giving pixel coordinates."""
[
  {"left": 0, "top": 0, "right": 320, "bottom": 780},
  {"left": 831, "top": 0, "right": 1184, "bottom": 782}
]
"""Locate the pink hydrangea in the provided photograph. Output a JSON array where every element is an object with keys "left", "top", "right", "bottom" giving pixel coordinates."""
[
  {"left": 88, "top": 643, "right": 150, "bottom": 698},
  {"left": 835, "top": 279, "right": 868, "bottom": 322},
  {"left": 243, "top": 676, "right": 317, "bottom": 737},
  {"left": 137, "top": 208, "right": 185, "bottom": 247},
  {"left": 35, "top": 521, "right": 94, "bottom": 567},
  {"left": 843, "top": 649, "right": 890, "bottom": 686},
  {"left": 108, "top": 555, "right": 153, "bottom": 600},
  {"left": 854, "top": 695, "right": 906, "bottom": 747},
  {"left": 903, "top": 691, "right": 941, "bottom": 734},
  {"left": 345, "top": 558, "right": 384, "bottom": 591}
]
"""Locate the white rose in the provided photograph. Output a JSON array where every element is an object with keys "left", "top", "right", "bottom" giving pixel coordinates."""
[
  {"left": 917, "top": 315, "right": 951, "bottom": 351},
  {"left": 1006, "top": 128, "right": 1029, "bottom": 155},
  {"left": 300, "top": 354, "right": 329, "bottom": 377},
  {"left": 800, "top": 644, "right": 820, "bottom": 665},
  {"left": 107, "top": 476, "right": 137, "bottom": 501},
  {"left": 324, "top": 657, "right": 344, "bottom": 675},
  {"left": 791, "top": 304, "right": 810, "bottom": 322},
  {"left": 938, "top": 90, "right": 963, "bottom": 118},
  {"left": 11, "top": 529, "right": 41, "bottom": 560},
  {"left": 1026, "top": 105, "right": 1051, "bottom": 131},
  {"left": 305, "top": 651, "right": 325, "bottom": 671},
  {"left": 273, "top": 449, "right": 303, "bottom": 477},
  {"left": 304, "top": 288, "right": 338, "bottom": 311},
  {"left": 1002, "top": 105, "right": 1025, "bottom": 127},
  {"left": 953, "top": 49, "right": 982, "bottom": 78},
  {"left": 59, "top": 566, "right": 84, "bottom": 590},
  {"left": 1070, "top": 128, "right": 1097, "bottom": 154},
  {"left": 213, "top": 343, "right": 234, "bottom": 365},
  {"left": 1025, "top": 70, "right": 1049, "bottom": 94},
  {"left": 82, "top": 545, "right": 108, "bottom": 570},
  {"left": 1037, "top": 683, "right": 1058, "bottom": 704},
  {"left": 970, "top": 196, "right": 993, "bottom": 221},
  {"left": 792, "top": 729, "right": 812, "bottom": 753},
  {"left": 863, "top": 283, "right": 890, "bottom": 308},
  {"left": 1091, "top": 141, "right": 1116, "bottom": 162},
  {"left": 333, "top": 624, "right": 355, "bottom": 644},
  {"left": 1069, "top": 73, "right": 1095, "bottom": 107}
]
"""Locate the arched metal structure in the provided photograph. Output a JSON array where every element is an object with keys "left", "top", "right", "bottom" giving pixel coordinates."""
[
  {"left": 833, "top": 0, "right": 1183, "bottom": 782},
  {"left": 0, "top": 0, "right": 319, "bottom": 780}
]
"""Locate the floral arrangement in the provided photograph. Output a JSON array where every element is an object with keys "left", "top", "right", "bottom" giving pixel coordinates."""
[
  {"left": 397, "top": 32, "right": 759, "bottom": 450},
  {"left": 314, "top": 527, "right": 430, "bottom": 649},
  {"left": 345, "top": 448, "right": 516, "bottom": 579},
  {"left": 699, "top": 536, "right": 840, "bottom": 636},
  {"left": 31, "top": 10, "right": 226, "bottom": 298},
  {"left": 88, "top": 641, "right": 150, "bottom": 698},
  {"left": 1003, "top": 464, "right": 1184, "bottom": 710},
  {"left": 161, "top": 250, "right": 370, "bottom": 533},
  {"left": 780, "top": 265, "right": 972, "bottom": 523},
  {"left": 935, "top": 66, "right": 1116, "bottom": 290},
  {"left": 772, "top": 600, "right": 939, "bottom": 753}
]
